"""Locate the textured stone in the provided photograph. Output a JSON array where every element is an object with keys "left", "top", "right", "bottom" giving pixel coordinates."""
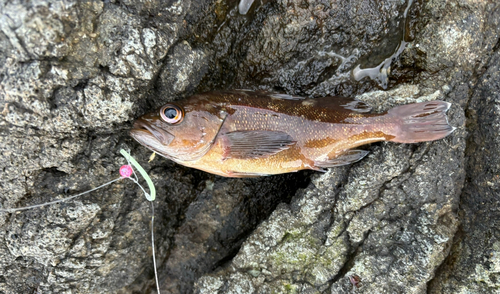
[{"left": 0, "top": 0, "right": 497, "bottom": 293}]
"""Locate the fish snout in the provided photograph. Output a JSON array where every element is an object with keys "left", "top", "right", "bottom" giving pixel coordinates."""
[{"left": 131, "top": 118, "right": 175, "bottom": 146}]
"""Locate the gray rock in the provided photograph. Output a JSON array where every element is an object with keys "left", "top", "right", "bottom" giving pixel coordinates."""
[
  {"left": 429, "top": 21, "right": 500, "bottom": 294},
  {"left": 0, "top": 0, "right": 497, "bottom": 293}
]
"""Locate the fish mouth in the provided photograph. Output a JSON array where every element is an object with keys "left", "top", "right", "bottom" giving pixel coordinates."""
[{"left": 130, "top": 118, "right": 175, "bottom": 147}]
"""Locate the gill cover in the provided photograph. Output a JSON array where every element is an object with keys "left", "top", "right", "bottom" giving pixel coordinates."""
[{"left": 131, "top": 95, "right": 227, "bottom": 162}]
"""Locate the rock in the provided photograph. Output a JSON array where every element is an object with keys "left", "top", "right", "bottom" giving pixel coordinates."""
[
  {"left": 0, "top": 0, "right": 497, "bottom": 293},
  {"left": 429, "top": 21, "right": 500, "bottom": 294}
]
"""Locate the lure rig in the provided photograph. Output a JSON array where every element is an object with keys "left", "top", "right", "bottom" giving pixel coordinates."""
[{"left": 0, "top": 149, "right": 161, "bottom": 294}]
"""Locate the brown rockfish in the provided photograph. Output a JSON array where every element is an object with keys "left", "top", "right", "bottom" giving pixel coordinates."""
[{"left": 130, "top": 90, "right": 454, "bottom": 177}]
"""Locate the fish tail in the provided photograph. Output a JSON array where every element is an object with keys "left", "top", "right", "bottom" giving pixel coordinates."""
[{"left": 389, "top": 101, "right": 455, "bottom": 143}]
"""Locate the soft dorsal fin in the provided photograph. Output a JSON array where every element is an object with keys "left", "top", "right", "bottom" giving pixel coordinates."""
[
  {"left": 221, "top": 130, "right": 296, "bottom": 159},
  {"left": 304, "top": 96, "right": 372, "bottom": 114},
  {"left": 339, "top": 99, "right": 372, "bottom": 113}
]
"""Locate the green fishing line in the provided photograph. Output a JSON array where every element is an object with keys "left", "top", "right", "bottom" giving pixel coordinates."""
[{"left": 120, "top": 149, "right": 156, "bottom": 201}]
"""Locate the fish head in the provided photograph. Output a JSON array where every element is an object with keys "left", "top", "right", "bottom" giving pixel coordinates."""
[{"left": 130, "top": 97, "right": 226, "bottom": 162}]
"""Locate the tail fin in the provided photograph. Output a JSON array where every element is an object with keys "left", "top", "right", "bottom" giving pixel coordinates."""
[{"left": 389, "top": 101, "right": 455, "bottom": 143}]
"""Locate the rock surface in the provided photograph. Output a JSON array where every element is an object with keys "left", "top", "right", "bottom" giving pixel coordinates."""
[{"left": 0, "top": 0, "right": 497, "bottom": 293}]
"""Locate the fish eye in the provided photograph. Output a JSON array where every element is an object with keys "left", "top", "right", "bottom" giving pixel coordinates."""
[{"left": 160, "top": 104, "right": 184, "bottom": 124}]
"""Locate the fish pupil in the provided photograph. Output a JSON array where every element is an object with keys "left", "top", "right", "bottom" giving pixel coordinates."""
[{"left": 165, "top": 108, "right": 177, "bottom": 119}]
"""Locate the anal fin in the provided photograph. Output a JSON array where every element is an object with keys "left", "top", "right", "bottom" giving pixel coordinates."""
[
  {"left": 225, "top": 171, "right": 271, "bottom": 178},
  {"left": 314, "top": 149, "right": 369, "bottom": 168}
]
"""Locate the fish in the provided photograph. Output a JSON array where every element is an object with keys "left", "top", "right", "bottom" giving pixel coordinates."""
[{"left": 130, "top": 90, "right": 454, "bottom": 177}]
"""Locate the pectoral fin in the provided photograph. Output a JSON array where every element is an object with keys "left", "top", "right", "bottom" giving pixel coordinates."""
[
  {"left": 222, "top": 130, "right": 296, "bottom": 159},
  {"left": 314, "top": 149, "right": 369, "bottom": 168}
]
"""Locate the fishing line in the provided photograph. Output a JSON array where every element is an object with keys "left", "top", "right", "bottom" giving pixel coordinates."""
[
  {"left": 121, "top": 149, "right": 156, "bottom": 201},
  {"left": 0, "top": 149, "right": 161, "bottom": 294},
  {"left": 121, "top": 149, "right": 161, "bottom": 294},
  {"left": 0, "top": 177, "right": 123, "bottom": 213}
]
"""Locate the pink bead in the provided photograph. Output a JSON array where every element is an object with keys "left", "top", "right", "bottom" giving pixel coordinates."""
[{"left": 120, "top": 165, "right": 133, "bottom": 178}]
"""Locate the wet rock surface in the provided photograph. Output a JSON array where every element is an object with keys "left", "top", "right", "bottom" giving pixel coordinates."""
[{"left": 0, "top": 0, "right": 497, "bottom": 294}]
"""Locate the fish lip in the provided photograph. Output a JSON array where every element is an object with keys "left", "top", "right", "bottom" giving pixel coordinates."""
[{"left": 131, "top": 118, "right": 175, "bottom": 146}]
